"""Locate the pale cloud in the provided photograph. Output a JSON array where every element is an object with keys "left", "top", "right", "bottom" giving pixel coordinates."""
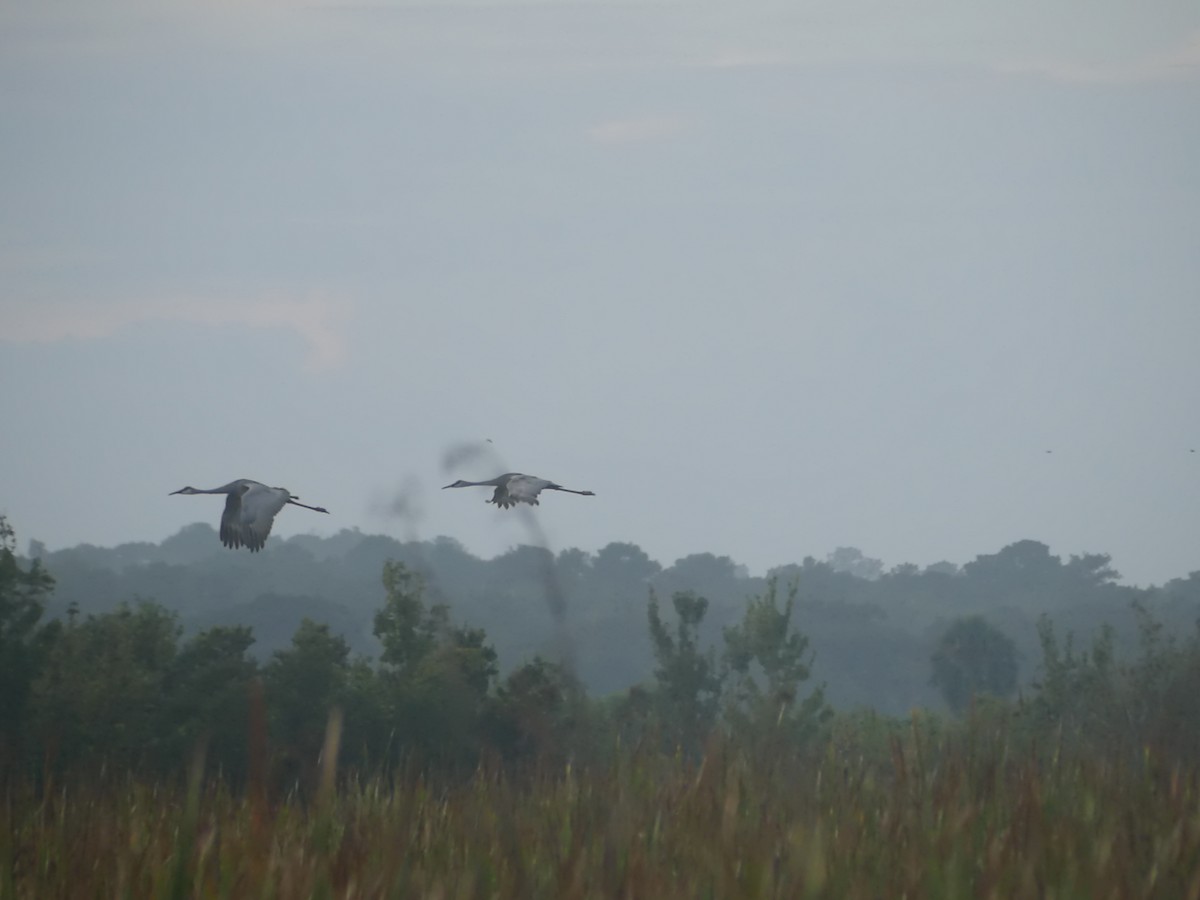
[
  {"left": 998, "top": 31, "right": 1200, "bottom": 85},
  {"left": 0, "top": 293, "right": 350, "bottom": 370},
  {"left": 587, "top": 115, "right": 688, "bottom": 145}
]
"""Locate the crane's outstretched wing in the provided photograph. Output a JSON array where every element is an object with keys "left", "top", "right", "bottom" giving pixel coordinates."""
[
  {"left": 490, "top": 475, "right": 548, "bottom": 508},
  {"left": 219, "top": 489, "right": 251, "bottom": 550},
  {"left": 490, "top": 485, "right": 524, "bottom": 508},
  {"left": 220, "top": 483, "right": 284, "bottom": 552}
]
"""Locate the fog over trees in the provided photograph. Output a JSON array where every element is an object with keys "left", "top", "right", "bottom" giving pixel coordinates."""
[
  {"left": 5, "top": 513, "right": 1200, "bottom": 791},
  {"left": 22, "top": 522, "right": 1200, "bottom": 714}
]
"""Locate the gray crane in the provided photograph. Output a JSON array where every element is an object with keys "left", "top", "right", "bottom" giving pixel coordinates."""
[
  {"left": 169, "top": 478, "right": 329, "bottom": 551},
  {"left": 442, "top": 473, "right": 595, "bottom": 509}
]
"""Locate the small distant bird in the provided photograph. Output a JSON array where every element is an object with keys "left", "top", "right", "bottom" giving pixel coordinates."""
[
  {"left": 170, "top": 479, "right": 329, "bottom": 551},
  {"left": 442, "top": 473, "right": 595, "bottom": 509}
]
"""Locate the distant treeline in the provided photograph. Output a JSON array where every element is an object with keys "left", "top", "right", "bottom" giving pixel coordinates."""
[
  {"left": 3, "top": 516, "right": 1200, "bottom": 790},
  {"left": 23, "top": 523, "right": 1200, "bottom": 712}
]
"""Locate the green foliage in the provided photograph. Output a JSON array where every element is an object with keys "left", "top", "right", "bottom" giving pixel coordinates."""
[
  {"left": 165, "top": 625, "right": 258, "bottom": 776},
  {"left": 35, "top": 526, "right": 1193, "bottom": 717},
  {"left": 263, "top": 619, "right": 355, "bottom": 781},
  {"left": 1028, "top": 614, "right": 1117, "bottom": 741},
  {"left": 33, "top": 600, "right": 182, "bottom": 771},
  {"left": 4, "top": 528, "right": 259, "bottom": 779},
  {"left": 930, "top": 616, "right": 1018, "bottom": 713},
  {"left": 396, "top": 626, "right": 499, "bottom": 768},
  {"left": 22, "top": 600, "right": 259, "bottom": 777},
  {"left": 485, "top": 657, "right": 584, "bottom": 765},
  {"left": 8, "top": 515, "right": 1200, "bottom": 802},
  {"left": 371, "top": 562, "right": 501, "bottom": 769},
  {"left": 374, "top": 561, "right": 449, "bottom": 674},
  {"left": 0, "top": 516, "right": 56, "bottom": 762},
  {"left": 1029, "top": 603, "right": 1200, "bottom": 763},
  {"left": 646, "top": 590, "right": 722, "bottom": 750},
  {"left": 723, "top": 579, "right": 831, "bottom": 745}
]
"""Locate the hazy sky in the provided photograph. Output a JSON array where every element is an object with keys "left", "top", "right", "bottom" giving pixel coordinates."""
[{"left": 2, "top": 0, "right": 1198, "bottom": 586}]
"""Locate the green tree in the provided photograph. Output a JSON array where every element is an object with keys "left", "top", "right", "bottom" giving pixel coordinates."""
[
  {"left": 263, "top": 618, "right": 354, "bottom": 785},
  {"left": 165, "top": 625, "right": 258, "bottom": 778},
  {"left": 1125, "top": 602, "right": 1200, "bottom": 761},
  {"left": 485, "top": 657, "right": 580, "bottom": 764},
  {"left": 0, "top": 517, "right": 56, "bottom": 767},
  {"left": 374, "top": 561, "right": 498, "bottom": 768},
  {"left": 1027, "top": 615, "right": 1116, "bottom": 741},
  {"left": 33, "top": 600, "right": 181, "bottom": 772},
  {"left": 647, "top": 590, "right": 721, "bottom": 750},
  {"left": 374, "top": 561, "right": 448, "bottom": 675},
  {"left": 930, "top": 616, "right": 1018, "bottom": 713},
  {"left": 722, "top": 579, "right": 829, "bottom": 744},
  {"left": 1027, "top": 604, "right": 1200, "bottom": 763},
  {"left": 399, "top": 629, "right": 498, "bottom": 768}
]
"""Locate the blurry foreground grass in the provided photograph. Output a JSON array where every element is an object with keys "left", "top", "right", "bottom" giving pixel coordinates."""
[{"left": 4, "top": 715, "right": 1200, "bottom": 900}]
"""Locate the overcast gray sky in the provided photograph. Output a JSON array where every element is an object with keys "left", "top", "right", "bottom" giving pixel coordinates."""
[{"left": 2, "top": 0, "right": 1198, "bottom": 585}]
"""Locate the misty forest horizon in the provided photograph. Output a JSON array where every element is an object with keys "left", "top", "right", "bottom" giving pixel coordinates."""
[{"left": 18, "top": 519, "right": 1200, "bottom": 711}]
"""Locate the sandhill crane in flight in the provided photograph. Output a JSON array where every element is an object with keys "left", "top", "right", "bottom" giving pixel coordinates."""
[
  {"left": 169, "top": 479, "right": 329, "bottom": 552},
  {"left": 442, "top": 473, "right": 595, "bottom": 509}
]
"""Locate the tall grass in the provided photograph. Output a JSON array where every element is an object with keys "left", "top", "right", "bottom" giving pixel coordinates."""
[{"left": 6, "top": 713, "right": 1200, "bottom": 900}]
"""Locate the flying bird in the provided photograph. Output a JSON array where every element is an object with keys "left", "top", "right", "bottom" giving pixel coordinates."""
[
  {"left": 442, "top": 473, "right": 595, "bottom": 509},
  {"left": 169, "top": 479, "right": 329, "bottom": 551}
]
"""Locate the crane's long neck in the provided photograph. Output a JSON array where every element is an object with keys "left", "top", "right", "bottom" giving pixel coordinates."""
[
  {"left": 287, "top": 498, "right": 329, "bottom": 513},
  {"left": 551, "top": 487, "right": 594, "bottom": 496}
]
